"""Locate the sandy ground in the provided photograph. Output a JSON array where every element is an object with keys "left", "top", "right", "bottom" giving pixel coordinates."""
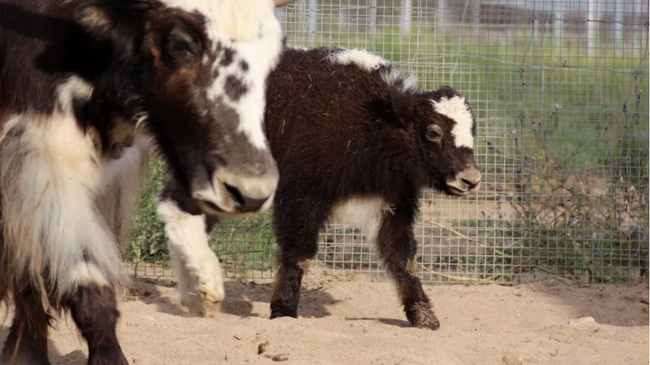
[{"left": 1, "top": 274, "right": 648, "bottom": 365}]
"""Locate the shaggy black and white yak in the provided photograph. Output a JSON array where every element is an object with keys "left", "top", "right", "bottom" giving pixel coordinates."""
[
  {"left": 157, "top": 46, "right": 482, "bottom": 330},
  {"left": 0, "top": 0, "right": 298, "bottom": 363}
]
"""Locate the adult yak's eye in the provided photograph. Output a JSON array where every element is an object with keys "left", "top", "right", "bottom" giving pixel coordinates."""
[
  {"left": 165, "top": 24, "right": 202, "bottom": 63},
  {"left": 169, "top": 38, "right": 193, "bottom": 59},
  {"left": 426, "top": 125, "right": 443, "bottom": 141}
]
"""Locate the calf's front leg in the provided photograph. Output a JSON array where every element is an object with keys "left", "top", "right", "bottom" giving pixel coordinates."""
[
  {"left": 270, "top": 197, "right": 325, "bottom": 319},
  {"left": 377, "top": 197, "right": 440, "bottom": 330}
]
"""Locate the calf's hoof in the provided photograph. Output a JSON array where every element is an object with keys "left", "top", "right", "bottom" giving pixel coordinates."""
[
  {"left": 269, "top": 304, "right": 298, "bottom": 319},
  {"left": 405, "top": 301, "right": 440, "bottom": 330}
]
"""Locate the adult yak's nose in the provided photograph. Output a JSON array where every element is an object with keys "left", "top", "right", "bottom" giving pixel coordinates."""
[
  {"left": 223, "top": 183, "right": 270, "bottom": 213},
  {"left": 191, "top": 152, "right": 279, "bottom": 217}
]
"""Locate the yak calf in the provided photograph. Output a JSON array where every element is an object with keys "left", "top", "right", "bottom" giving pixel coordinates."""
[{"left": 157, "top": 46, "right": 482, "bottom": 329}]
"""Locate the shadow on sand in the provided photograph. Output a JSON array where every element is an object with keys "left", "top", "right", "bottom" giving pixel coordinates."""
[
  {"left": 527, "top": 282, "right": 649, "bottom": 327},
  {"left": 124, "top": 277, "right": 340, "bottom": 321}
]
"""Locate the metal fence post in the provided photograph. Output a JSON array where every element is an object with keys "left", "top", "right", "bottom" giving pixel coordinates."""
[
  {"left": 401, "top": 0, "right": 412, "bottom": 35},
  {"left": 369, "top": 0, "right": 377, "bottom": 35},
  {"left": 308, "top": 0, "right": 318, "bottom": 47},
  {"left": 437, "top": 0, "right": 446, "bottom": 34},
  {"left": 587, "top": 0, "right": 598, "bottom": 56}
]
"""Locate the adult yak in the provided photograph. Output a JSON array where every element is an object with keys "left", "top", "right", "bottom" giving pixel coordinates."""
[{"left": 0, "top": 0, "right": 296, "bottom": 363}]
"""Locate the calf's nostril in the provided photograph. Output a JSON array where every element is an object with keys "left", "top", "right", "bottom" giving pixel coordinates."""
[
  {"left": 458, "top": 167, "right": 481, "bottom": 191},
  {"left": 461, "top": 178, "right": 477, "bottom": 189}
]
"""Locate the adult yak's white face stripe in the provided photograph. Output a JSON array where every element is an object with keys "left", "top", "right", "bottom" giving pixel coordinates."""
[
  {"left": 72, "top": 0, "right": 294, "bottom": 217},
  {"left": 431, "top": 96, "right": 474, "bottom": 149},
  {"left": 161, "top": 0, "right": 283, "bottom": 150}
]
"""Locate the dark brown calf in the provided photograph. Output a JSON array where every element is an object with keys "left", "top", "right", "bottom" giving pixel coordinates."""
[{"left": 159, "top": 46, "right": 481, "bottom": 330}]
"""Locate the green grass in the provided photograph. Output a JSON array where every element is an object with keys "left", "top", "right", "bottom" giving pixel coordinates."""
[
  {"left": 211, "top": 213, "right": 277, "bottom": 278},
  {"left": 128, "top": 159, "right": 168, "bottom": 265}
]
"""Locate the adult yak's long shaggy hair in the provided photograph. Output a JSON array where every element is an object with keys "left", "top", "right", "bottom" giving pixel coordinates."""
[{"left": 0, "top": 104, "right": 150, "bottom": 312}]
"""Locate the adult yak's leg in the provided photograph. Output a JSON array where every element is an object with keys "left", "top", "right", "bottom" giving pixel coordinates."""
[
  {"left": 61, "top": 137, "right": 151, "bottom": 365},
  {"left": 0, "top": 285, "right": 51, "bottom": 365},
  {"left": 377, "top": 195, "right": 439, "bottom": 330},
  {"left": 270, "top": 195, "right": 327, "bottom": 319},
  {"left": 157, "top": 184, "right": 225, "bottom": 316},
  {"left": 0, "top": 113, "right": 132, "bottom": 364},
  {"left": 62, "top": 285, "right": 127, "bottom": 365},
  {"left": 96, "top": 136, "right": 151, "bottom": 251}
]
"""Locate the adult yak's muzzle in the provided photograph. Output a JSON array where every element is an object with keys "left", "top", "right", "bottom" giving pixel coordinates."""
[{"left": 191, "top": 142, "right": 278, "bottom": 217}]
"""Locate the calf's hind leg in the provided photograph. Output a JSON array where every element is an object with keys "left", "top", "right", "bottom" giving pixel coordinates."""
[
  {"left": 270, "top": 198, "right": 326, "bottom": 319},
  {"left": 0, "top": 285, "right": 51, "bottom": 365},
  {"left": 377, "top": 198, "right": 440, "bottom": 330}
]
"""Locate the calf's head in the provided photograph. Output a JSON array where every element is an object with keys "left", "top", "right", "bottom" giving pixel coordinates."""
[
  {"left": 75, "top": 0, "right": 296, "bottom": 216},
  {"left": 416, "top": 86, "right": 481, "bottom": 195},
  {"left": 377, "top": 85, "right": 481, "bottom": 195}
]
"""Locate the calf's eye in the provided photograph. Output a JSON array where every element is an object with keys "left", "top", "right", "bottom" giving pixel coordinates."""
[
  {"left": 426, "top": 130, "right": 440, "bottom": 140},
  {"left": 426, "top": 124, "right": 444, "bottom": 142}
]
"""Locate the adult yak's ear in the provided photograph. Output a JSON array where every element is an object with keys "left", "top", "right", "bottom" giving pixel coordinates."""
[
  {"left": 367, "top": 85, "right": 414, "bottom": 128},
  {"left": 74, "top": 0, "right": 153, "bottom": 52}
]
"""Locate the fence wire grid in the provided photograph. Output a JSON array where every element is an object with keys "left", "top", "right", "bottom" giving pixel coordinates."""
[{"left": 127, "top": 0, "right": 650, "bottom": 285}]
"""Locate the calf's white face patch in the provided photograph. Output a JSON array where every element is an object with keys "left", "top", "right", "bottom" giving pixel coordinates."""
[{"left": 431, "top": 96, "right": 474, "bottom": 149}]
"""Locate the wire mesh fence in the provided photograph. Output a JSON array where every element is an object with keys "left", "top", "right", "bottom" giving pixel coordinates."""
[{"left": 127, "top": 0, "right": 649, "bottom": 285}]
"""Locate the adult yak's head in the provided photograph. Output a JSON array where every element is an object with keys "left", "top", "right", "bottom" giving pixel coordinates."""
[{"left": 76, "top": 0, "right": 296, "bottom": 216}]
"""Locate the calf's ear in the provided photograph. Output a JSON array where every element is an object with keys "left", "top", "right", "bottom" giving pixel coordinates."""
[
  {"left": 74, "top": 0, "right": 153, "bottom": 52},
  {"left": 368, "top": 85, "right": 414, "bottom": 127}
]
